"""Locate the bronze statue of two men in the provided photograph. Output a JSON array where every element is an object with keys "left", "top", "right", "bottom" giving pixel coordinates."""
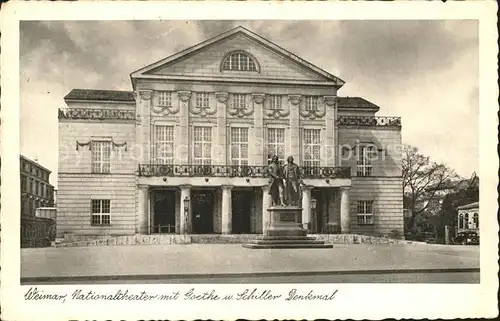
[{"left": 268, "top": 155, "right": 303, "bottom": 207}]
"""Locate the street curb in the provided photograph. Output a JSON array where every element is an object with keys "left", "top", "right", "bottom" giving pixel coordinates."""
[{"left": 21, "top": 267, "right": 480, "bottom": 284}]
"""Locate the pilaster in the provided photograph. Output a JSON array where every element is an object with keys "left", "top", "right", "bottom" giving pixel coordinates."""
[
  {"left": 135, "top": 90, "right": 153, "bottom": 163},
  {"left": 137, "top": 185, "right": 149, "bottom": 234},
  {"left": 221, "top": 185, "right": 233, "bottom": 234},
  {"left": 301, "top": 185, "right": 313, "bottom": 231},
  {"left": 340, "top": 186, "right": 350, "bottom": 233},
  {"left": 178, "top": 91, "right": 191, "bottom": 164},
  {"left": 179, "top": 184, "right": 192, "bottom": 233},
  {"left": 288, "top": 95, "right": 302, "bottom": 161},
  {"left": 261, "top": 185, "right": 272, "bottom": 233},
  {"left": 215, "top": 92, "right": 228, "bottom": 165},
  {"left": 324, "top": 95, "right": 337, "bottom": 167},
  {"left": 252, "top": 93, "right": 266, "bottom": 166}
]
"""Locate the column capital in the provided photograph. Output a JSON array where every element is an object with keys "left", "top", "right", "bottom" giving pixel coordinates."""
[
  {"left": 138, "top": 184, "right": 150, "bottom": 190},
  {"left": 323, "top": 95, "right": 337, "bottom": 106},
  {"left": 262, "top": 185, "right": 270, "bottom": 191},
  {"left": 288, "top": 94, "right": 302, "bottom": 105},
  {"left": 177, "top": 91, "right": 192, "bottom": 102},
  {"left": 302, "top": 185, "right": 314, "bottom": 191},
  {"left": 215, "top": 92, "right": 229, "bottom": 103},
  {"left": 252, "top": 93, "right": 266, "bottom": 104},
  {"left": 221, "top": 185, "right": 234, "bottom": 190},
  {"left": 340, "top": 186, "right": 351, "bottom": 192},
  {"left": 179, "top": 184, "right": 192, "bottom": 190},
  {"left": 136, "top": 90, "right": 152, "bottom": 101}
]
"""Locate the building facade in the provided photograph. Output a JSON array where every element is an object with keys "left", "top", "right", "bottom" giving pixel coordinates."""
[
  {"left": 20, "top": 155, "right": 56, "bottom": 216},
  {"left": 457, "top": 201, "right": 479, "bottom": 235},
  {"left": 57, "top": 26, "right": 403, "bottom": 238}
]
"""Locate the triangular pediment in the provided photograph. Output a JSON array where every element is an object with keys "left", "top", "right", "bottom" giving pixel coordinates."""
[{"left": 131, "top": 26, "right": 345, "bottom": 87}]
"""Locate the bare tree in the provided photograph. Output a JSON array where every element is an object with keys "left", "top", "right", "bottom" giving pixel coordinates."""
[{"left": 402, "top": 145, "right": 460, "bottom": 231}]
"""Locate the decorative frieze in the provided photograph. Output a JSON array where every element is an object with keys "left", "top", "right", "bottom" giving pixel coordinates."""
[
  {"left": 300, "top": 96, "right": 326, "bottom": 120},
  {"left": 75, "top": 139, "right": 128, "bottom": 151},
  {"left": 190, "top": 92, "right": 217, "bottom": 117},
  {"left": 177, "top": 91, "right": 192, "bottom": 102},
  {"left": 227, "top": 94, "right": 254, "bottom": 118},
  {"left": 338, "top": 116, "right": 402, "bottom": 127},
  {"left": 151, "top": 104, "right": 179, "bottom": 116},
  {"left": 58, "top": 108, "right": 136, "bottom": 121}
]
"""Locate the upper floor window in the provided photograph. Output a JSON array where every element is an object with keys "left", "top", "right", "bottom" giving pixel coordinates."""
[
  {"left": 233, "top": 94, "right": 247, "bottom": 110},
  {"left": 155, "top": 125, "right": 174, "bottom": 165},
  {"left": 357, "top": 145, "right": 376, "bottom": 177},
  {"left": 464, "top": 213, "right": 469, "bottom": 229},
  {"left": 158, "top": 91, "right": 172, "bottom": 107},
  {"left": 458, "top": 214, "right": 464, "bottom": 229},
  {"left": 193, "top": 126, "right": 212, "bottom": 165},
  {"left": 473, "top": 213, "right": 479, "bottom": 228},
  {"left": 305, "top": 96, "right": 319, "bottom": 111},
  {"left": 303, "top": 129, "right": 321, "bottom": 167},
  {"left": 267, "top": 128, "right": 285, "bottom": 165},
  {"left": 196, "top": 92, "right": 210, "bottom": 109},
  {"left": 230, "top": 127, "right": 249, "bottom": 166},
  {"left": 222, "top": 51, "right": 258, "bottom": 72},
  {"left": 91, "top": 140, "right": 111, "bottom": 173},
  {"left": 269, "top": 95, "right": 282, "bottom": 110}
]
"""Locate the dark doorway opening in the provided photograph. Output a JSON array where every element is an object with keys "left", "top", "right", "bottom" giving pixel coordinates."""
[
  {"left": 191, "top": 190, "right": 215, "bottom": 234},
  {"left": 232, "top": 190, "right": 253, "bottom": 234},
  {"left": 153, "top": 190, "right": 176, "bottom": 233},
  {"left": 312, "top": 189, "right": 327, "bottom": 233}
]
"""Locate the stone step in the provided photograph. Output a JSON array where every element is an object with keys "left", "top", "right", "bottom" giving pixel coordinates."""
[
  {"left": 255, "top": 235, "right": 317, "bottom": 241},
  {"left": 251, "top": 239, "right": 325, "bottom": 245},
  {"left": 242, "top": 243, "right": 334, "bottom": 249}
]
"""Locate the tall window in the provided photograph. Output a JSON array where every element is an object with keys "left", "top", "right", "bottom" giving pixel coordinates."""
[
  {"left": 473, "top": 213, "right": 479, "bottom": 228},
  {"left": 196, "top": 92, "right": 210, "bottom": 109},
  {"left": 233, "top": 94, "right": 247, "bottom": 110},
  {"left": 158, "top": 91, "right": 172, "bottom": 107},
  {"left": 267, "top": 128, "right": 285, "bottom": 164},
  {"left": 357, "top": 145, "right": 376, "bottom": 176},
  {"left": 458, "top": 214, "right": 463, "bottom": 229},
  {"left": 155, "top": 125, "right": 174, "bottom": 165},
  {"left": 305, "top": 96, "right": 318, "bottom": 111},
  {"left": 21, "top": 176, "right": 27, "bottom": 192},
  {"left": 303, "top": 129, "right": 321, "bottom": 167},
  {"left": 193, "top": 127, "right": 212, "bottom": 165},
  {"left": 464, "top": 213, "right": 469, "bottom": 229},
  {"left": 222, "top": 52, "right": 257, "bottom": 71},
  {"left": 357, "top": 201, "right": 374, "bottom": 225},
  {"left": 269, "top": 95, "right": 282, "bottom": 110},
  {"left": 91, "top": 141, "right": 111, "bottom": 173},
  {"left": 91, "top": 199, "right": 111, "bottom": 226},
  {"left": 230, "top": 127, "right": 249, "bottom": 166}
]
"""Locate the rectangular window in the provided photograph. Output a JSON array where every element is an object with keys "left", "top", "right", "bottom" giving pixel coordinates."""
[
  {"left": 267, "top": 128, "right": 286, "bottom": 165},
  {"left": 21, "top": 175, "right": 27, "bottom": 192},
  {"left": 356, "top": 145, "right": 375, "bottom": 176},
  {"left": 155, "top": 125, "right": 174, "bottom": 165},
  {"left": 91, "top": 199, "right": 111, "bottom": 226},
  {"left": 196, "top": 92, "right": 210, "bottom": 109},
  {"left": 158, "top": 91, "right": 172, "bottom": 107},
  {"left": 91, "top": 141, "right": 111, "bottom": 173},
  {"left": 305, "top": 96, "right": 318, "bottom": 111},
  {"left": 230, "top": 127, "right": 249, "bottom": 166},
  {"left": 303, "top": 129, "right": 321, "bottom": 167},
  {"left": 193, "top": 126, "right": 212, "bottom": 165},
  {"left": 357, "top": 201, "right": 374, "bottom": 225},
  {"left": 269, "top": 95, "right": 282, "bottom": 110},
  {"left": 233, "top": 94, "right": 247, "bottom": 110},
  {"left": 40, "top": 184, "right": 45, "bottom": 198}
]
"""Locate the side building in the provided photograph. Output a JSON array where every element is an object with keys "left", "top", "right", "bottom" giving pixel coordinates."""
[
  {"left": 20, "top": 155, "right": 56, "bottom": 216},
  {"left": 57, "top": 26, "right": 403, "bottom": 239}
]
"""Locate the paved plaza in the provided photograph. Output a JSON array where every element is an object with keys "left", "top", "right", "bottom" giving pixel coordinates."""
[{"left": 21, "top": 243, "right": 480, "bottom": 284}]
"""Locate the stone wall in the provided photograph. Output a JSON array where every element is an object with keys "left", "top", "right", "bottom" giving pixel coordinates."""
[{"left": 21, "top": 215, "right": 56, "bottom": 248}]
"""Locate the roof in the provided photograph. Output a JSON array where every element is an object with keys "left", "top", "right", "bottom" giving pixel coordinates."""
[
  {"left": 337, "top": 97, "right": 380, "bottom": 112},
  {"left": 130, "top": 26, "right": 345, "bottom": 88},
  {"left": 457, "top": 201, "right": 479, "bottom": 210},
  {"left": 20, "top": 155, "right": 52, "bottom": 175},
  {"left": 64, "top": 89, "right": 135, "bottom": 102}
]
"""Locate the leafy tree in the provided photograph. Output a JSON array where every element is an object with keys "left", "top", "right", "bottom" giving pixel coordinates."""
[{"left": 402, "top": 145, "right": 460, "bottom": 231}]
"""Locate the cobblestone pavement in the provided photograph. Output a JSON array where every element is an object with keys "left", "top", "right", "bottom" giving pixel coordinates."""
[{"left": 21, "top": 243, "right": 479, "bottom": 282}]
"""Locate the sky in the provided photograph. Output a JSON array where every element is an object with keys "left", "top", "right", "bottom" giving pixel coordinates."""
[{"left": 19, "top": 20, "right": 479, "bottom": 187}]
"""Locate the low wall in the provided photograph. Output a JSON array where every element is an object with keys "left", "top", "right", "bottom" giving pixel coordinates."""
[{"left": 21, "top": 215, "right": 56, "bottom": 248}]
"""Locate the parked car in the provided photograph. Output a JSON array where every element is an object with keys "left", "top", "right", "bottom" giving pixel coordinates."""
[{"left": 454, "top": 231, "right": 479, "bottom": 245}]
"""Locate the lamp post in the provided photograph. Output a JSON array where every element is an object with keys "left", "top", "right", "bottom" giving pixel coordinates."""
[{"left": 183, "top": 196, "right": 190, "bottom": 235}]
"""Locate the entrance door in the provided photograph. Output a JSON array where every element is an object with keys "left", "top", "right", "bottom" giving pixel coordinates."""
[
  {"left": 232, "top": 190, "right": 253, "bottom": 234},
  {"left": 191, "top": 190, "right": 214, "bottom": 234},
  {"left": 311, "top": 190, "right": 326, "bottom": 233},
  {"left": 153, "top": 190, "right": 176, "bottom": 233}
]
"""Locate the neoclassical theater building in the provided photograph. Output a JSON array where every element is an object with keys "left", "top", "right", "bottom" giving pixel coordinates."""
[{"left": 57, "top": 26, "right": 404, "bottom": 238}]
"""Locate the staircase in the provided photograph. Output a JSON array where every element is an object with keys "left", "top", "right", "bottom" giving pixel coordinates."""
[{"left": 242, "top": 235, "right": 333, "bottom": 249}]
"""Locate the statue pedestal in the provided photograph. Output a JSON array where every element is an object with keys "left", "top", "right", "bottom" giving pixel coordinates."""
[
  {"left": 243, "top": 205, "right": 333, "bottom": 249},
  {"left": 265, "top": 206, "right": 307, "bottom": 237}
]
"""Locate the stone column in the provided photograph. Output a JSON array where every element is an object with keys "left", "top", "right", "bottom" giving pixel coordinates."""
[
  {"left": 288, "top": 95, "right": 302, "bottom": 160},
  {"left": 137, "top": 185, "right": 149, "bottom": 234},
  {"left": 215, "top": 92, "right": 228, "bottom": 165},
  {"left": 178, "top": 91, "right": 191, "bottom": 164},
  {"left": 261, "top": 185, "right": 272, "bottom": 232},
  {"left": 301, "top": 185, "right": 313, "bottom": 231},
  {"left": 324, "top": 95, "right": 337, "bottom": 167},
  {"left": 179, "top": 185, "right": 192, "bottom": 234},
  {"left": 135, "top": 90, "right": 153, "bottom": 163},
  {"left": 221, "top": 185, "right": 233, "bottom": 234},
  {"left": 252, "top": 93, "right": 266, "bottom": 166},
  {"left": 340, "top": 187, "right": 350, "bottom": 233}
]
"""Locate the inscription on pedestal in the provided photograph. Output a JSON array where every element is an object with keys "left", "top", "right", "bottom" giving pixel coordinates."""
[{"left": 280, "top": 212, "right": 296, "bottom": 222}]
